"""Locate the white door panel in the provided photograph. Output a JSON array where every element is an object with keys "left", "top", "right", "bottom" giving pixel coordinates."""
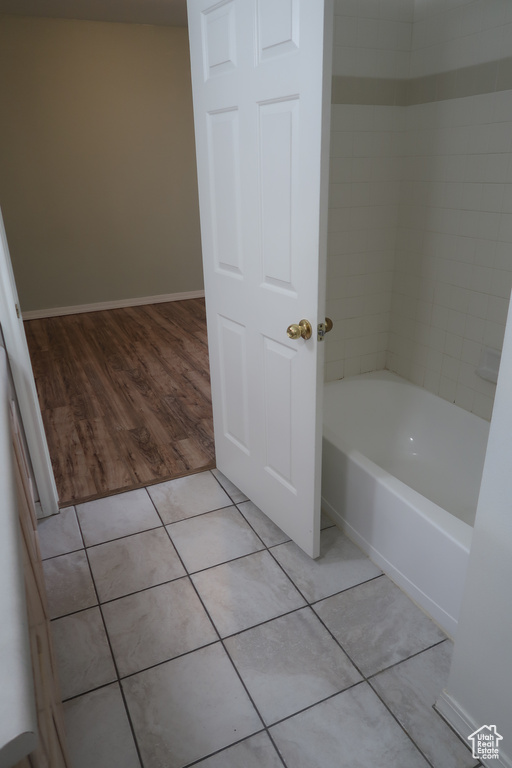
[{"left": 188, "top": 0, "right": 332, "bottom": 557}]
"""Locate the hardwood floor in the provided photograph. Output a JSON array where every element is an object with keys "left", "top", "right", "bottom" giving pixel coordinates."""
[{"left": 25, "top": 299, "right": 215, "bottom": 507}]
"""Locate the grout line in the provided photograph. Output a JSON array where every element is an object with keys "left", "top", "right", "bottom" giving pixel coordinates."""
[
  {"left": 158, "top": 495, "right": 403, "bottom": 765},
  {"left": 219, "top": 604, "right": 307, "bottom": 640},
  {"left": 366, "top": 637, "right": 449, "bottom": 680},
  {"left": 180, "top": 728, "right": 289, "bottom": 768},
  {"left": 61, "top": 679, "right": 120, "bottom": 705},
  {"left": 160, "top": 502, "right": 236, "bottom": 526},
  {"left": 86, "top": 573, "right": 188, "bottom": 608},
  {"left": 72, "top": 510, "right": 145, "bottom": 768},
  {"left": 181, "top": 732, "right": 267, "bottom": 768},
  {"left": 265, "top": 533, "right": 384, "bottom": 611},
  {"left": 85, "top": 524, "right": 166, "bottom": 549},
  {"left": 205, "top": 558, "right": 299, "bottom": 766},
  {"left": 263, "top": 545, "right": 458, "bottom": 766},
  {"left": 209, "top": 467, "right": 249, "bottom": 505},
  {"left": 110, "top": 638, "right": 221, "bottom": 682},
  {"left": 40, "top": 545, "right": 84, "bottom": 562},
  {"left": 150, "top": 482, "right": 295, "bottom": 766},
  {"left": 263, "top": 681, "right": 364, "bottom": 729},
  {"left": 308, "top": 572, "right": 385, "bottom": 606},
  {"left": 65, "top": 495, "right": 242, "bottom": 553},
  {"left": 49, "top": 602, "right": 98, "bottom": 622},
  {"left": 366, "top": 677, "right": 438, "bottom": 768},
  {"left": 147, "top": 487, "right": 289, "bottom": 765},
  {"left": 50, "top": 481, "right": 463, "bottom": 767},
  {"left": 303, "top": 591, "right": 446, "bottom": 768},
  {"left": 81, "top": 522, "right": 164, "bottom": 549},
  {"left": 185, "top": 544, "right": 268, "bottom": 576},
  {"left": 264, "top": 730, "right": 289, "bottom": 768}
]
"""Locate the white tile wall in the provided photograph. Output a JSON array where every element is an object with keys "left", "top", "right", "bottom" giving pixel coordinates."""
[
  {"left": 411, "top": 0, "right": 512, "bottom": 78},
  {"left": 333, "top": 0, "right": 413, "bottom": 79},
  {"left": 388, "top": 89, "right": 512, "bottom": 419},
  {"left": 326, "top": 104, "right": 405, "bottom": 381},
  {"left": 328, "top": 1, "right": 413, "bottom": 382},
  {"left": 327, "top": 1, "right": 512, "bottom": 419}
]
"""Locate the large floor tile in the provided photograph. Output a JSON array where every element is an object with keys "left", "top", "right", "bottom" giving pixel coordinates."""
[
  {"left": 192, "top": 550, "right": 306, "bottom": 637},
  {"left": 314, "top": 575, "right": 446, "bottom": 676},
  {"left": 211, "top": 469, "right": 248, "bottom": 504},
  {"left": 224, "top": 607, "right": 361, "bottom": 724},
  {"left": 147, "top": 471, "right": 231, "bottom": 524},
  {"left": 371, "top": 642, "right": 478, "bottom": 768},
  {"left": 122, "top": 643, "right": 262, "bottom": 768},
  {"left": 167, "top": 506, "right": 263, "bottom": 572},
  {"left": 87, "top": 527, "right": 185, "bottom": 602},
  {"left": 63, "top": 683, "right": 140, "bottom": 768},
  {"left": 52, "top": 607, "right": 116, "bottom": 699},
  {"left": 237, "top": 501, "right": 290, "bottom": 547},
  {"left": 37, "top": 507, "right": 82, "bottom": 559},
  {"left": 102, "top": 578, "right": 217, "bottom": 677},
  {"left": 192, "top": 731, "right": 283, "bottom": 768},
  {"left": 76, "top": 489, "right": 161, "bottom": 546},
  {"left": 270, "top": 682, "right": 430, "bottom": 768},
  {"left": 271, "top": 527, "right": 382, "bottom": 603},
  {"left": 42, "top": 550, "right": 97, "bottom": 619}
]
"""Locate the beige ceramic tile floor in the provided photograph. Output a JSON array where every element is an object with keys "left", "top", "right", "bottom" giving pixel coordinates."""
[{"left": 38, "top": 469, "right": 481, "bottom": 768}]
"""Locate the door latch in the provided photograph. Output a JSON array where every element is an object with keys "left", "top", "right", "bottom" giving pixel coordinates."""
[{"left": 317, "top": 317, "right": 333, "bottom": 341}]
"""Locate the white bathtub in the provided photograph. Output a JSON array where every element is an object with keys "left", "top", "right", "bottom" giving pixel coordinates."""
[{"left": 321, "top": 371, "right": 490, "bottom": 637}]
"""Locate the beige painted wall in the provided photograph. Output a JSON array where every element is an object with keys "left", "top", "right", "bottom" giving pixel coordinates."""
[{"left": 0, "top": 16, "right": 203, "bottom": 312}]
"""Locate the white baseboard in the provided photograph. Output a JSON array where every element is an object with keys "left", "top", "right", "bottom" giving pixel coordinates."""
[
  {"left": 435, "top": 691, "right": 512, "bottom": 768},
  {"left": 22, "top": 290, "right": 205, "bottom": 320}
]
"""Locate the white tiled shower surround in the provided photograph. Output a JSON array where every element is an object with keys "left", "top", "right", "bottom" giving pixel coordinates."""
[
  {"left": 411, "top": 0, "right": 512, "bottom": 78},
  {"left": 327, "top": 0, "right": 512, "bottom": 420},
  {"left": 327, "top": 104, "right": 404, "bottom": 382},
  {"left": 389, "top": 90, "right": 512, "bottom": 420},
  {"left": 333, "top": 0, "right": 412, "bottom": 80}
]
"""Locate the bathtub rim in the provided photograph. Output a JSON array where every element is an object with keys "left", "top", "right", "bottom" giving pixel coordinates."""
[
  {"left": 324, "top": 439, "right": 474, "bottom": 550},
  {"left": 323, "top": 368, "right": 488, "bottom": 531}
]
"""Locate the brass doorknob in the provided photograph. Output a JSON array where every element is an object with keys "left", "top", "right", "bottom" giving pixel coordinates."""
[
  {"left": 287, "top": 319, "right": 312, "bottom": 340},
  {"left": 325, "top": 317, "right": 333, "bottom": 333}
]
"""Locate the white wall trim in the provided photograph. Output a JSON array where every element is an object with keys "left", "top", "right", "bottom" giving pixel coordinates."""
[
  {"left": 22, "top": 290, "right": 206, "bottom": 320},
  {"left": 435, "top": 691, "right": 512, "bottom": 768}
]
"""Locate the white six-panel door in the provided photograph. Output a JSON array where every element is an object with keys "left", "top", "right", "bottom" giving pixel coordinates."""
[{"left": 187, "top": 0, "right": 332, "bottom": 557}]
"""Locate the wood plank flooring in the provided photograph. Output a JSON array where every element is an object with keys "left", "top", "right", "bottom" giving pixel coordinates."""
[{"left": 25, "top": 299, "right": 215, "bottom": 507}]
